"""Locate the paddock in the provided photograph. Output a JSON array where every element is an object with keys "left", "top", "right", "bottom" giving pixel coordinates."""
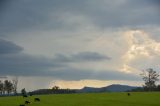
[{"left": 0, "top": 92, "right": 160, "bottom": 106}]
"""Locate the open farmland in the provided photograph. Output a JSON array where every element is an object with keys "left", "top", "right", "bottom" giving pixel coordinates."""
[{"left": 0, "top": 92, "right": 160, "bottom": 106}]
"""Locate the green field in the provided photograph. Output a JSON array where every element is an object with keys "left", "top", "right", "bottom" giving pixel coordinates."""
[{"left": 0, "top": 92, "right": 160, "bottom": 106}]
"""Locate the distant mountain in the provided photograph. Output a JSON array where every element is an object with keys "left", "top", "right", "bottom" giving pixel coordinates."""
[
  {"left": 30, "top": 84, "right": 140, "bottom": 95},
  {"left": 78, "top": 84, "right": 139, "bottom": 93},
  {"left": 104, "top": 84, "right": 138, "bottom": 92},
  {"left": 78, "top": 86, "right": 104, "bottom": 93}
]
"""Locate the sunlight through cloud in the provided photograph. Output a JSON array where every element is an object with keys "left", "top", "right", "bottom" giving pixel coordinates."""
[{"left": 121, "top": 30, "right": 160, "bottom": 74}]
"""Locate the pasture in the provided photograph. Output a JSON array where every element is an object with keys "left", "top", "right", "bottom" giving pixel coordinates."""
[{"left": 0, "top": 92, "right": 160, "bottom": 106}]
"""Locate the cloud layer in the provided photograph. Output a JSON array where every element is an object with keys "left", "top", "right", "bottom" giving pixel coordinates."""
[
  {"left": 0, "top": 0, "right": 160, "bottom": 35},
  {"left": 0, "top": 39, "right": 23, "bottom": 54},
  {"left": 0, "top": 0, "right": 160, "bottom": 90},
  {"left": 54, "top": 52, "right": 110, "bottom": 63}
]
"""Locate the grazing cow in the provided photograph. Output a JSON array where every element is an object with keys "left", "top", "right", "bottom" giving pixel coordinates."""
[
  {"left": 29, "top": 94, "right": 33, "bottom": 96},
  {"left": 28, "top": 92, "right": 33, "bottom": 96},
  {"left": 19, "top": 104, "right": 25, "bottom": 106},
  {"left": 127, "top": 93, "right": 131, "bottom": 96},
  {"left": 34, "top": 98, "right": 40, "bottom": 102},
  {"left": 25, "top": 101, "right": 30, "bottom": 104},
  {"left": 23, "top": 95, "right": 28, "bottom": 98}
]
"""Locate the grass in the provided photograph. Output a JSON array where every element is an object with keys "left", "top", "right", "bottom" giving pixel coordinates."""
[{"left": 0, "top": 92, "right": 160, "bottom": 106}]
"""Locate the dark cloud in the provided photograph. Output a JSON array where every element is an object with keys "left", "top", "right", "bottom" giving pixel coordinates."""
[
  {"left": 0, "top": 53, "right": 64, "bottom": 76},
  {"left": 0, "top": 39, "right": 110, "bottom": 79},
  {"left": 0, "top": 40, "right": 135, "bottom": 81},
  {"left": 0, "top": 0, "right": 159, "bottom": 36},
  {"left": 0, "top": 0, "right": 9, "bottom": 11},
  {"left": 0, "top": 39, "right": 112, "bottom": 79},
  {"left": 127, "top": 0, "right": 160, "bottom": 7},
  {"left": 54, "top": 52, "right": 110, "bottom": 62},
  {"left": 87, "top": 0, "right": 160, "bottom": 28},
  {"left": 0, "top": 39, "right": 63, "bottom": 76},
  {"left": 0, "top": 0, "right": 157, "bottom": 82},
  {"left": 0, "top": 0, "right": 87, "bottom": 33},
  {"left": 0, "top": 39, "right": 23, "bottom": 54},
  {"left": 0, "top": 52, "right": 139, "bottom": 81}
]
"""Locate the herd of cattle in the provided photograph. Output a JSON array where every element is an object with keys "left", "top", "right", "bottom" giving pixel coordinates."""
[
  {"left": 19, "top": 92, "right": 131, "bottom": 106},
  {"left": 19, "top": 94, "right": 40, "bottom": 106}
]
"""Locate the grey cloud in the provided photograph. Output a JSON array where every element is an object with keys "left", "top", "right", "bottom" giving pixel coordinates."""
[
  {"left": 0, "top": 0, "right": 158, "bottom": 81},
  {"left": 0, "top": 0, "right": 9, "bottom": 11},
  {"left": 0, "top": 0, "right": 87, "bottom": 33},
  {"left": 0, "top": 40, "right": 110, "bottom": 78},
  {"left": 0, "top": 0, "right": 159, "bottom": 36},
  {"left": 0, "top": 39, "right": 23, "bottom": 54},
  {"left": 0, "top": 51, "right": 138, "bottom": 81},
  {"left": 38, "top": 68, "right": 140, "bottom": 81},
  {"left": 72, "top": 52, "right": 111, "bottom": 61},
  {"left": 0, "top": 39, "right": 63, "bottom": 76},
  {"left": 54, "top": 52, "right": 111, "bottom": 62},
  {"left": 0, "top": 53, "right": 63, "bottom": 76},
  {"left": 87, "top": 0, "right": 160, "bottom": 28},
  {"left": 90, "top": 70, "right": 141, "bottom": 81},
  {"left": 126, "top": 0, "right": 160, "bottom": 7},
  {"left": 0, "top": 39, "right": 136, "bottom": 81}
]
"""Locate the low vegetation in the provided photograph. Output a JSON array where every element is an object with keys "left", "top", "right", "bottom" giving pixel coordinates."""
[{"left": 0, "top": 92, "right": 160, "bottom": 106}]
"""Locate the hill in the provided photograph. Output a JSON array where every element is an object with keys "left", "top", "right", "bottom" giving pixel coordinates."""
[
  {"left": 30, "top": 84, "right": 140, "bottom": 94},
  {"left": 79, "top": 84, "right": 139, "bottom": 92}
]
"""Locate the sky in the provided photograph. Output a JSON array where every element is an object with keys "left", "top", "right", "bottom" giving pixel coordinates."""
[{"left": 0, "top": 0, "right": 160, "bottom": 91}]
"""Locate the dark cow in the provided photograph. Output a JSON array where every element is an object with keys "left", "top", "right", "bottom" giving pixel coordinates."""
[
  {"left": 34, "top": 98, "right": 40, "bottom": 102},
  {"left": 19, "top": 104, "right": 25, "bottom": 106},
  {"left": 29, "top": 94, "right": 33, "bottom": 96},
  {"left": 23, "top": 95, "right": 28, "bottom": 98},
  {"left": 127, "top": 93, "right": 131, "bottom": 96},
  {"left": 28, "top": 92, "right": 33, "bottom": 96},
  {"left": 25, "top": 101, "right": 30, "bottom": 104}
]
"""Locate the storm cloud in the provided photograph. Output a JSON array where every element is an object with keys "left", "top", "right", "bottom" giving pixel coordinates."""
[
  {"left": 0, "top": 0, "right": 160, "bottom": 36},
  {"left": 0, "top": 0, "right": 160, "bottom": 90}
]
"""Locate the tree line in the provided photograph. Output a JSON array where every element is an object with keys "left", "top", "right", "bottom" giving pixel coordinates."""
[
  {"left": 29, "top": 86, "right": 76, "bottom": 95},
  {"left": 0, "top": 77, "right": 18, "bottom": 95}
]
